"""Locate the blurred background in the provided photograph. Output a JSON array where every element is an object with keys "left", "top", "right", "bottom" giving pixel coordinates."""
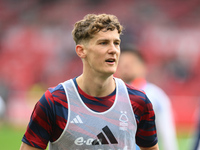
[{"left": 0, "top": 0, "right": 200, "bottom": 149}]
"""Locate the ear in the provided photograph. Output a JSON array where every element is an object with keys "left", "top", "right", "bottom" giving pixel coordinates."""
[{"left": 76, "top": 44, "right": 86, "bottom": 58}]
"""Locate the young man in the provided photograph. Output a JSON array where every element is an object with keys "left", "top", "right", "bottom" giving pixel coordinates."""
[
  {"left": 116, "top": 46, "right": 178, "bottom": 150},
  {"left": 20, "top": 14, "right": 159, "bottom": 150}
]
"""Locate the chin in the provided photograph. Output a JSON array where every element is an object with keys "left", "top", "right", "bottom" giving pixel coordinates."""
[
  {"left": 102, "top": 67, "right": 117, "bottom": 76},
  {"left": 107, "top": 70, "right": 116, "bottom": 76},
  {"left": 102, "top": 69, "right": 114, "bottom": 76}
]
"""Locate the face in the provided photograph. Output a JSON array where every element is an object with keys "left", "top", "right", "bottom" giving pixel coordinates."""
[
  {"left": 82, "top": 29, "right": 121, "bottom": 77},
  {"left": 117, "top": 51, "right": 146, "bottom": 83}
]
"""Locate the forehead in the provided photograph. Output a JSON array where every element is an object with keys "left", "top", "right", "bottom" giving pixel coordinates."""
[{"left": 91, "top": 29, "right": 120, "bottom": 41}]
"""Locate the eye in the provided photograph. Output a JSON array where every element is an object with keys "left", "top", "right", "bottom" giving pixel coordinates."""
[
  {"left": 114, "top": 41, "right": 120, "bottom": 46},
  {"left": 100, "top": 41, "right": 107, "bottom": 45}
]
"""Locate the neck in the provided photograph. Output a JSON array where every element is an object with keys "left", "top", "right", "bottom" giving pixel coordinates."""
[{"left": 76, "top": 74, "right": 115, "bottom": 97}]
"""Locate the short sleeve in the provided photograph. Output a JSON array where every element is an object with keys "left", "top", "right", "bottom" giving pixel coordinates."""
[
  {"left": 135, "top": 94, "right": 158, "bottom": 147},
  {"left": 126, "top": 83, "right": 158, "bottom": 147},
  {"left": 22, "top": 90, "right": 55, "bottom": 149}
]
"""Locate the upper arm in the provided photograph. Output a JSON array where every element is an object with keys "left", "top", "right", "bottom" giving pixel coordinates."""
[
  {"left": 20, "top": 142, "right": 43, "bottom": 150},
  {"left": 136, "top": 95, "right": 158, "bottom": 147},
  {"left": 22, "top": 91, "right": 55, "bottom": 149},
  {"left": 21, "top": 86, "right": 68, "bottom": 149}
]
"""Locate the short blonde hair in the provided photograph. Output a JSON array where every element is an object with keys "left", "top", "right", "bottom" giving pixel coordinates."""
[{"left": 72, "top": 14, "right": 123, "bottom": 45}]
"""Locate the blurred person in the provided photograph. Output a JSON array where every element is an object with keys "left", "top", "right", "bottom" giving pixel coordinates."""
[
  {"left": 0, "top": 96, "right": 6, "bottom": 119},
  {"left": 20, "top": 14, "right": 159, "bottom": 150},
  {"left": 116, "top": 46, "right": 178, "bottom": 150}
]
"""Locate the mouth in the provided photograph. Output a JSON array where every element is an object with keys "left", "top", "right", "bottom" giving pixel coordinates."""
[{"left": 105, "top": 58, "right": 116, "bottom": 64}]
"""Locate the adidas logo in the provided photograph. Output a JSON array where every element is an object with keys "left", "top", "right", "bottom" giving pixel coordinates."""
[
  {"left": 70, "top": 115, "right": 83, "bottom": 124},
  {"left": 92, "top": 126, "right": 118, "bottom": 145}
]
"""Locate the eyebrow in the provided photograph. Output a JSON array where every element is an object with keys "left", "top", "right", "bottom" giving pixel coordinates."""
[{"left": 97, "top": 38, "right": 121, "bottom": 42}]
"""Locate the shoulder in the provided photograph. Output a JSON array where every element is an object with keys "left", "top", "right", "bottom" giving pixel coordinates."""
[
  {"left": 125, "top": 83, "right": 150, "bottom": 104},
  {"left": 48, "top": 84, "right": 65, "bottom": 94},
  {"left": 46, "top": 84, "right": 65, "bottom": 99},
  {"left": 124, "top": 83, "right": 153, "bottom": 118},
  {"left": 41, "top": 83, "right": 67, "bottom": 108}
]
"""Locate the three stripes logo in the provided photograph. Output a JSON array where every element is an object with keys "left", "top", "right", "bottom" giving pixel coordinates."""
[
  {"left": 92, "top": 126, "right": 118, "bottom": 145},
  {"left": 70, "top": 115, "right": 83, "bottom": 124}
]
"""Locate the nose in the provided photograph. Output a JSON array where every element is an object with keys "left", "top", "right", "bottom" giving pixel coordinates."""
[{"left": 108, "top": 43, "right": 119, "bottom": 54}]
